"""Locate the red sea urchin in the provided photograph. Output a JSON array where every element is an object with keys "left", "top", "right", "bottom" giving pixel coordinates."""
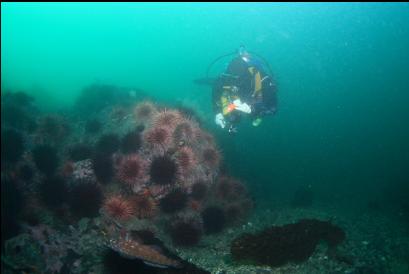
[
  {"left": 103, "top": 196, "right": 134, "bottom": 221},
  {"left": 201, "top": 147, "right": 220, "bottom": 168},
  {"left": 131, "top": 194, "right": 157, "bottom": 219},
  {"left": 117, "top": 154, "right": 148, "bottom": 189},
  {"left": 196, "top": 129, "right": 215, "bottom": 146},
  {"left": 173, "top": 119, "right": 198, "bottom": 145},
  {"left": 152, "top": 109, "right": 182, "bottom": 130},
  {"left": 175, "top": 146, "right": 196, "bottom": 173},
  {"left": 143, "top": 127, "right": 172, "bottom": 150},
  {"left": 215, "top": 176, "right": 249, "bottom": 202},
  {"left": 134, "top": 101, "right": 156, "bottom": 124}
]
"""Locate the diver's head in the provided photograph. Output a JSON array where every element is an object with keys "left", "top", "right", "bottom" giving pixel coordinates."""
[
  {"left": 238, "top": 45, "right": 251, "bottom": 62},
  {"left": 238, "top": 45, "right": 248, "bottom": 56}
]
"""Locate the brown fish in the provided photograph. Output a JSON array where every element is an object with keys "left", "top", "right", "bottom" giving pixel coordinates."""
[{"left": 108, "top": 238, "right": 182, "bottom": 268}]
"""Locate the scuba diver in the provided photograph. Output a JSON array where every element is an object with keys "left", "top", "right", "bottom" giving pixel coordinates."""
[{"left": 196, "top": 46, "right": 277, "bottom": 133}]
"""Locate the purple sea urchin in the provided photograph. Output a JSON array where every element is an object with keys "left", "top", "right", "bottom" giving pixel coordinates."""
[{"left": 149, "top": 155, "right": 178, "bottom": 186}]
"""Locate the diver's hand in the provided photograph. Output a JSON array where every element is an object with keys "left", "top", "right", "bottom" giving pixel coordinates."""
[
  {"left": 233, "top": 99, "right": 252, "bottom": 114},
  {"left": 215, "top": 113, "right": 226, "bottom": 129}
]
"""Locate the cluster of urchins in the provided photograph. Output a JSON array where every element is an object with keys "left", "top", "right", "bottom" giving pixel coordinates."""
[{"left": 2, "top": 96, "right": 253, "bottom": 249}]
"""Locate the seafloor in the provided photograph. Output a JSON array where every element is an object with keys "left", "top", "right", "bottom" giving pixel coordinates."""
[
  {"left": 174, "top": 205, "right": 409, "bottom": 274},
  {"left": 1, "top": 87, "right": 408, "bottom": 274}
]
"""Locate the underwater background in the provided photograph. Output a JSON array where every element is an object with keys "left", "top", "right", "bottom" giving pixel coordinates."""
[{"left": 2, "top": 3, "right": 409, "bottom": 274}]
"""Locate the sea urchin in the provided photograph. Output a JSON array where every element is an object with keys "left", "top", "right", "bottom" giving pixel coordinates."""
[
  {"left": 117, "top": 154, "right": 148, "bottom": 188},
  {"left": 149, "top": 155, "right": 178, "bottom": 186},
  {"left": 103, "top": 195, "right": 134, "bottom": 221},
  {"left": 132, "top": 194, "right": 157, "bottom": 219}
]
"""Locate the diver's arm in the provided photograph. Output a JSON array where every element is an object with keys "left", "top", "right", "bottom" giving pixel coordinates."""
[{"left": 212, "top": 80, "right": 227, "bottom": 129}]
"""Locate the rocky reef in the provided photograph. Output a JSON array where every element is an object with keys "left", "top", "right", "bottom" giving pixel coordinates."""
[{"left": 1, "top": 86, "right": 253, "bottom": 273}]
